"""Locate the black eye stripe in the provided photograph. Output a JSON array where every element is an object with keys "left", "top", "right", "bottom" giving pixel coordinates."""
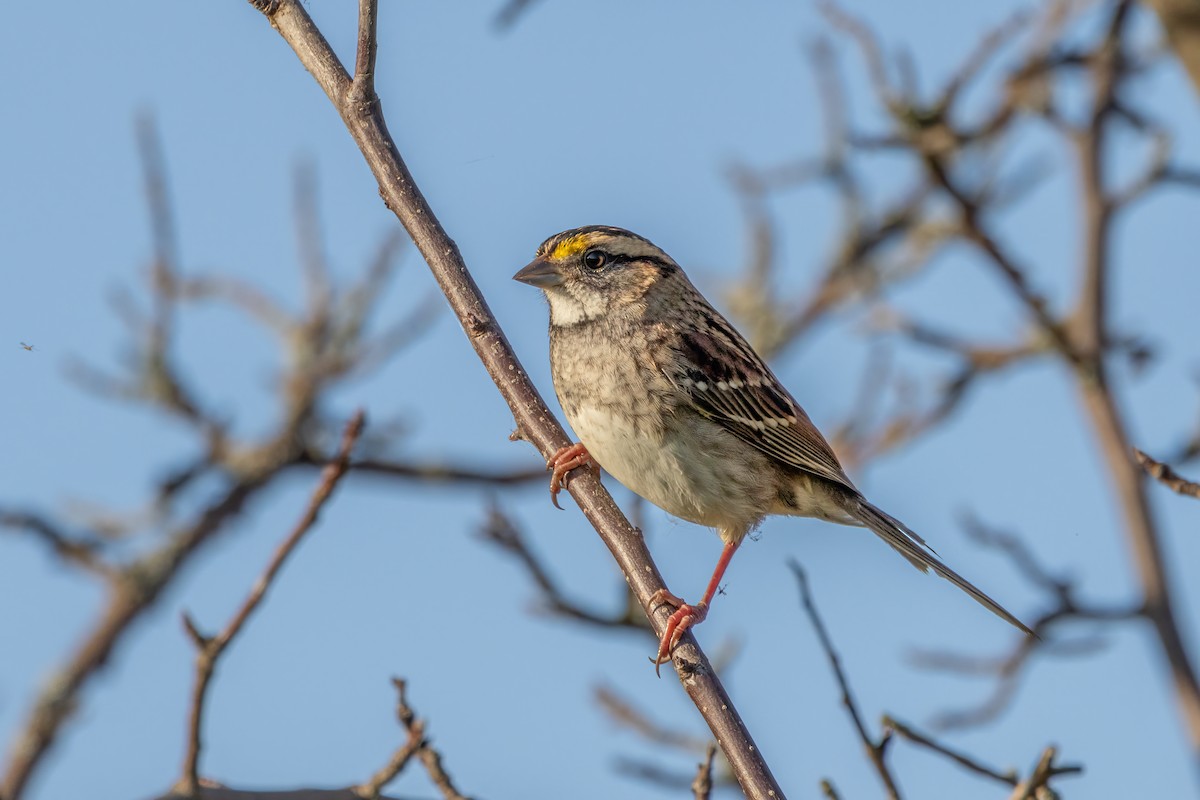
[{"left": 604, "top": 253, "right": 673, "bottom": 270}]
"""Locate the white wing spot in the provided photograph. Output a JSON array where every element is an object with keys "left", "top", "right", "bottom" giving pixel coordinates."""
[
  {"left": 728, "top": 378, "right": 743, "bottom": 389},
  {"left": 695, "top": 381, "right": 709, "bottom": 391},
  {"left": 717, "top": 380, "right": 729, "bottom": 391}
]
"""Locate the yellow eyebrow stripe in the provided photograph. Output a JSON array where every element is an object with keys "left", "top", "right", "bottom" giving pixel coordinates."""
[{"left": 551, "top": 236, "right": 590, "bottom": 261}]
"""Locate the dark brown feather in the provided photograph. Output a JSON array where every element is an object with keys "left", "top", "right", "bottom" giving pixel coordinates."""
[{"left": 664, "top": 321, "right": 856, "bottom": 492}]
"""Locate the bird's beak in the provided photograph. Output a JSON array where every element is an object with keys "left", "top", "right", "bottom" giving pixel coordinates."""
[{"left": 513, "top": 257, "right": 564, "bottom": 288}]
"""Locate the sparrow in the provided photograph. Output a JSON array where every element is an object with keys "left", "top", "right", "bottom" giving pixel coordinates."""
[{"left": 514, "top": 225, "right": 1031, "bottom": 669}]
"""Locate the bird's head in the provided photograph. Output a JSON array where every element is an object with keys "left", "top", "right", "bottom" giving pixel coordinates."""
[{"left": 513, "top": 226, "right": 682, "bottom": 325}]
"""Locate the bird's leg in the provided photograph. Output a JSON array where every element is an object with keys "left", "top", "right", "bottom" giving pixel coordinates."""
[
  {"left": 547, "top": 442, "right": 593, "bottom": 510},
  {"left": 650, "top": 540, "right": 741, "bottom": 674}
]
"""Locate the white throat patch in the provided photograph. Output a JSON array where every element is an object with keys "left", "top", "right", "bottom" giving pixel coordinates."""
[{"left": 545, "top": 287, "right": 606, "bottom": 326}]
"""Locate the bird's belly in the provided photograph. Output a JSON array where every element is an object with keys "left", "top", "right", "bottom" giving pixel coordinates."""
[{"left": 566, "top": 404, "right": 766, "bottom": 532}]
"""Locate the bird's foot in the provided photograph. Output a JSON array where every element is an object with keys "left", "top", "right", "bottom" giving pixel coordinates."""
[
  {"left": 649, "top": 588, "right": 708, "bottom": 676},
  {"left": 547, "top": 442, "right": 593, "bottom": 509}
]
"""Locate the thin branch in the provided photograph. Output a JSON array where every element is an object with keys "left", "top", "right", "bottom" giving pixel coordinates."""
[
  {"left": 692, "top": 743, "right": 718, "bottom": 800},
  {"left": 825, "top": 0, "right": 1200, "bottom": 757},
  {"left": 355, "top": 678, "right": 470, "bottom": 800},
  {"left": 244, "top": 4, "right": 784, "bottom": 796},
  {"left": 832, "top": 316, "right": 1046, "bottom": 465},
  {"left": 594, "top": 684, "right": 712, "bottom": 755},
  {"left": 294, "top": 160, "right": 333, "bottom": 309},
  {"left": 352, "top": 0, "right": 378, "bottom": 99},
  {"left": 1141, "top": 0, "right": 1200, "bottom": 98},
  {"left": 134, "top": 114, "right": 209, "bottom": 425},
  {"left": 1065, "top": 0, "right": 1200, "bottom": 760},
  {"left": 1007, "top": 747, "right": 1082, "bottom": 800},
  {"left": 791, "top": 560, "right": 901, "bottom": 800},
  {"left": 1, "top": 476, "right": 271, "bottom": 800},
  {"left": 152, "top": 790, "right": 402, "bottom": 800},
  {"left": 173, "top": 275, "right": 292, "bottom": 333},
  {"left": 817, "top": 0, "right": 898, "bottom": 111},
  {"left": 882, "top": 715, "right": 1016, "bottom": 787},
  {"left": 176, "top": 410, "right": 365, "bottom": 796},
  {"left": 939, "top": 10, "right": 1032, "bottom": 109},
  {"left": 481, "top": 504, "right": 646, "bottom": 631},
  {"left": 355, "top": 720, "right": 425, "bottom": 800},
  {"left": 369, "top": 679, "right": 470, "bottom": 800},
  {"left": 327, "top": 456, "right": 547, "bottom": 488},
  {"left": 1135, "top": 448, "right": 1200, "bottom": 500},
  {"left": 961, "top": 515, "right": 1068, "bottom": 597},
  {"left": 910, "top": 518, "right": 1141, "bottom": 730},
  {"left": 0, "top": 511, "right": 113, "bottom": 578}
]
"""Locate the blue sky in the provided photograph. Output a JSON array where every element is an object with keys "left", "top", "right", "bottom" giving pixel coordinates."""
[{"left": 2, "top": 1, "right": 1199, "bottom": 798}]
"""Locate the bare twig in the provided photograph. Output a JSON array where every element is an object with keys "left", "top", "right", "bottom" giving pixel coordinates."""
[
  {"left": 176, "top": 411, "right": 366, "bottom": 796},
  {"left": 1065, "top": 0, "right": 1200, "bottom": 758},
  {"left": 791, "top": 560, "right": 900, "bottom": 799},
  {"left": 153, "top": 790, "right": 402, "bottom": 800},
  {"left": 818, "top": 0, "right": 898, "bottom": 112},
  {"left": 820, "top": 0, "right": 1200, "bottom": 759},
  {"left": 416, "top": 747, "right": 470, "bottom": 800},
  {"left": 481, "top": 505, "right": 646, "bottom": 631},
  {"left": 0, "top": 511, "right": 113, "bottom": 578},
  {"left": 360, "top": 678, "right": 470, "bottom": 800},
  {"left": 133, "top": 114, "right": 208, "bottom": 425},
  {"left": 352, "top": 0, "right": 378, "bottom": 100},
  {"left": 1, "top": 476, "right": 270, "bottom": 800},
  {"left": 911, "top": 518, "right": 1140, "bottom": 730},
  {"left": 692, "top": 742, "right": 718, "bottom": 800},
  {"left": 832, "top": 316, "right": 1047, "bottom": 465},
  {"left": 305, "top": 454, "right": 548, "bottom": 488},
  {"left": 1142, "top": 0, "right": 1200, "bottom": 97},
  {"left": 356, "top": 678, "right": 470, "bottom": 800},
  {"left": 355, "top": 720, "right": 425, "bottom": 800},
  {"left": 1134, "top": 448, "right": 1200, "bottom": 500},
  {"left": 1007, "top": 747, "right": 1082, "bottom": 800},
  {"left": 594, "top": 684, "right": 712, "bottom": 755},
  {"left": 244, "top": 4, "right": 784, "bottom": 796},
  {"left": 883, "top": 715, "right": 1016, "bottom": 786}
]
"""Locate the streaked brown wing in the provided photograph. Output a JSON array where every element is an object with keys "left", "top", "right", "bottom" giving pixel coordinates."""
[{"left": 666, "top": 324, "right": 855, "bottom": 491}]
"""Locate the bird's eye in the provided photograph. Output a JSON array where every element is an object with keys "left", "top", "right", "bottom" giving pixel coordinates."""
[{"left": 582, "top": 249, "right": 607, "bottom": 271}]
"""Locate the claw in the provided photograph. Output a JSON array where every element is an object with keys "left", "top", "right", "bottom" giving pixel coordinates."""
[
  {"left": 547, "top": 442, "right": 592, "bottom": 509},
  {"left": 649, "top": 589, "right": 708, "bottom": 677}
]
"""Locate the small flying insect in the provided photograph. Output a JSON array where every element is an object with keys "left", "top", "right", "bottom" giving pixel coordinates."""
[{"left": 19, "top": 342, "right": 34, "bottom": 351}]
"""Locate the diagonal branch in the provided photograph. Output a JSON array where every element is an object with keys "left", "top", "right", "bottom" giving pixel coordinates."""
[
  {"left": 0, "top": 476, "right": 271, "bottom": 800},
  {"left": 1135, "top": 448, "right": 1200, "bottom": 501},
  {"left": 882, "top": 715, "right": 1016, "bottom": 787},
  {"left": 1066, "top": 0, "right": 1200, "bottom": 761},
  {"left": 244, "top": 3, "right": 784, "bottom": 797},
  {"left": 791, "top": 560, "right": 900, "bottom": 800},
  {"left": 175, "top": 411, "right": 366, "bottom": 796},
  {"left": 355, "top": 677, "right": 470, "bottom": 800},
  {"left": 0, "top": 511, "right": 114, "bottom": 578}
]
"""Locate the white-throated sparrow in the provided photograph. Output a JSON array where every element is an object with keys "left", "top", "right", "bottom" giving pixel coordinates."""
[{"left": 515, "top": 225, "right": 1031, "bottom": 669}]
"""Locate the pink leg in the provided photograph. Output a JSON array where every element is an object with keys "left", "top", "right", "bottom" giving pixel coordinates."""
[
  {"left": 547, "top": 442, "right": 593, "bottom": 510},
  {"left": 651, "top": 540, "right": 741, "bottom": 674}
]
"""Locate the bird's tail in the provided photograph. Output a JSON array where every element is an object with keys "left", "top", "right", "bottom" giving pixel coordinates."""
[{"left": 833, "top": 491, "right": 1034, "bottom": 637}]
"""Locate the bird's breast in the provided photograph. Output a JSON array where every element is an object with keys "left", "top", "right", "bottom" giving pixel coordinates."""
[{"left": 548, "top": 323, "right": 771, "bottom": 534}]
